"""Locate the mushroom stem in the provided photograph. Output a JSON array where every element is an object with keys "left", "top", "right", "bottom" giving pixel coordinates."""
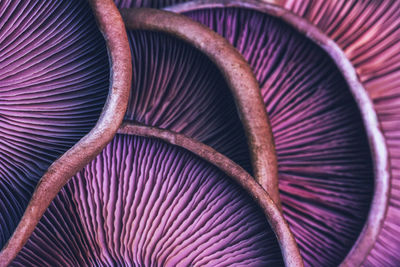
[
  {"left": 120, "top": 8, "right": 280, "bottom": 205},
  {"left": 118, "top": 121, "right": 303, "bottom": 267},
  {"left": 0, "top": 0, "right": 131, "bottom": 265}
]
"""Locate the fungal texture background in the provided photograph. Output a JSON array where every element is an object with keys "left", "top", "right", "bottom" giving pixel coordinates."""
[{"left": 1, "top": 0, "right": 399, "bottom": 266}]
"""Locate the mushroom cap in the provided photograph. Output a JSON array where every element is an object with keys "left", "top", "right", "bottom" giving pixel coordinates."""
[
  {"left": 166, "top": 1, "right": 384, "bottom": 265},
  {"left": 279, "top": 1, "right": 400, "bottom": 265},
  {"left": 13, "top": 134, "right": 285, "bottom": 266}
]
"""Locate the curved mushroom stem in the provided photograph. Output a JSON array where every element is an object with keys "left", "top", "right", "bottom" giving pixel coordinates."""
[
  {"left": 120, "top": 8, "right": 281, "bottom": 205},
  {"left": 0, "top": 0, "right": 132, "bottom": 265},
  {"left": 118, "top": 121, "right": 303, "bottom": 267}
]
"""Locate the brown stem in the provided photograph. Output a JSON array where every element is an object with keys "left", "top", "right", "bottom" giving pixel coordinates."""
[
  {"left": 166, "top": 1, "right": 390, "bottom": 266},
  {"left": 0, "top": 1, "right": 132, "bottom": 265},
  {"left": 118, "top": 121, "right": 304, "bottom": 267},
  {"left": 120, "top": 8, "right": 280, "bottom": 205}
]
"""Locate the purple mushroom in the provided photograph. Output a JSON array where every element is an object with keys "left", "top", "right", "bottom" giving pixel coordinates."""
[
  {"left": 0, "top": 0, "right": 109, "bottom": 249},
  {"left": 166, "top": 1, "right": 380, "bottom": 265},
  {"left": 1, "top": 0, "right": 398, "bottom": 266},
  {"left": 12, "top": 134, "right": 285, "bottom": 266},
  {"left": 278, "top": 1, "right": 400, "bottom": 265}
]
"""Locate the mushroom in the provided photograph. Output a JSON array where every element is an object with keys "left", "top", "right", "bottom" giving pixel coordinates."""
[
  {"left": 276, "top": 1, "right": 400, "bottom": 265},
  {"left": 1, "top": 0, "right": 397, "bottom": 266},
  {"left": 166, "top": 1, "right": 388, "bottom": 265},
  {"left": 11, "top": 128, "right": 302, "bottom": 266}
]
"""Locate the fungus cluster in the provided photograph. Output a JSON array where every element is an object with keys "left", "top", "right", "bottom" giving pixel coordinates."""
[{"left": 0, "top": 0, "right": 398, "bottom": 266}]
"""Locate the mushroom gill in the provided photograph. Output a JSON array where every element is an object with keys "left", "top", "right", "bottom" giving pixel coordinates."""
[
  {"left": 114, "top": 0, "right": 187, "bottom": 8},
  {"left": 1, "top": 0, "right": 396, "bottom": 266},
  {"left": 121, "top": 8, "right": 279, "bottom": 203},
  {"left": 12, "top": 133, "right": 289, "bottom": 266},
  {"left": 166, "top": 1, "right": 379, "bottom": 265},
  {"left": 277, "top": 1, "right": 400, "bottom": 265},
  {"left": 0, "top": 0, "right": 131, "bottom": 265},
  {"left": 0, "top": 0, "right": 110, "bottom": 249},
  {"left": 3, "top": 6, "right": 285, "bottom": 265},
  {"left": 125, "top": 29, "right": 253, "bottom": 172}
]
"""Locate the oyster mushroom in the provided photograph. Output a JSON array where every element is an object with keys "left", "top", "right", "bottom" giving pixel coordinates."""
[
  {"left": 166, "top": 1, "right": 387, "bottom": 266},
  {"left": 0, "top": 0, "right": 131, "bottom": 265},
  {"left": 12, "top": 126, "right": 302, "bottom": 266},
  {"left": 275, "top": 1, "right": 400, "bottom": 265}
]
